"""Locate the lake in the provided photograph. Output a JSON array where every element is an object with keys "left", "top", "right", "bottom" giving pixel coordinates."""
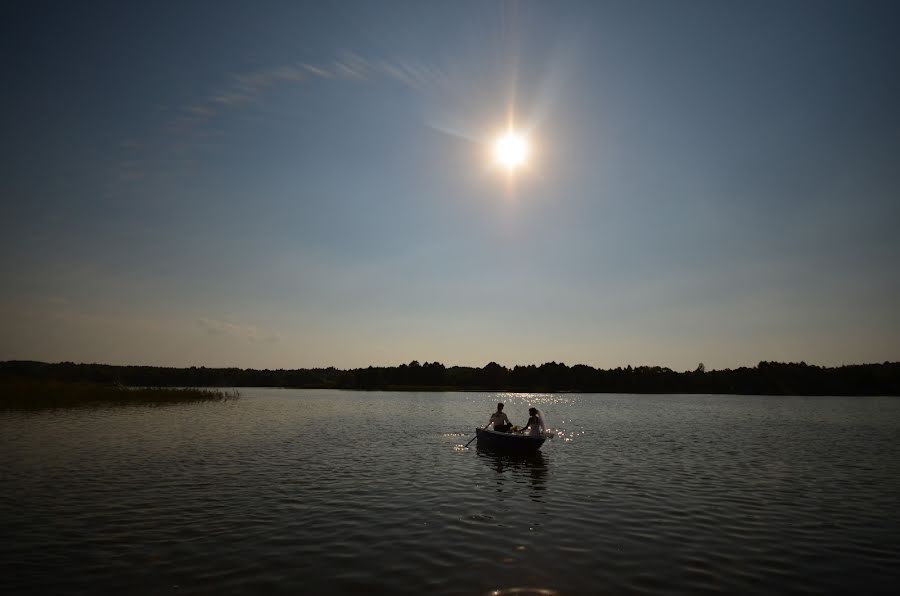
[{"left": 2, "top": 390, "right": 898, "bottom": 595}]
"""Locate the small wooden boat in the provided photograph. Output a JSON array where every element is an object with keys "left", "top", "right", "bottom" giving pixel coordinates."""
[{"left": 475, "top": 427, "right": 547, "bottom": 454}]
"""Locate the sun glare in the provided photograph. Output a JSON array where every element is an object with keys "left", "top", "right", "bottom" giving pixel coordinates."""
[{"left": 493, "top": 131, "right": 530, "bottom": 170}]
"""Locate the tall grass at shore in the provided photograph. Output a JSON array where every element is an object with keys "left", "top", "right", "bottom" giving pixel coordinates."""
[{"left": 0, "top": 376, "right": 239, "bottom": 410}]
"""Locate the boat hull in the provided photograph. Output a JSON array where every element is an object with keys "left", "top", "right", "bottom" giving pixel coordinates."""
[{"left": 475, "top": 428, "right": 546, "bottom": 453}]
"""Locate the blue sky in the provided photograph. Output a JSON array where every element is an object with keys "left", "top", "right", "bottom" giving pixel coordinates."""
[{"left": 1, "top": 1, "right": 898, "bottom": 370}]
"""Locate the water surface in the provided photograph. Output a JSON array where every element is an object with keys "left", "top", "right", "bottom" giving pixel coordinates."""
[{"left": 2, "top": 391, "right": 898, "bottom": 594}]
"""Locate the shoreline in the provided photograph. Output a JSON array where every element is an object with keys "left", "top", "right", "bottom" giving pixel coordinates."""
[{"left": 3, "top": 359, "right": 898, "bottom": 397}]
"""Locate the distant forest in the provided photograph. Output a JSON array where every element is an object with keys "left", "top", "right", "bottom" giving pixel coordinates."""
[{"left": 2, "top": 360, "right": 899, "bottom": 396}]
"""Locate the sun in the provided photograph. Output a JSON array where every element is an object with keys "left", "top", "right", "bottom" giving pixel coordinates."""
[{"left": 493, "top": 131, "right": 530, "bottom": 170}]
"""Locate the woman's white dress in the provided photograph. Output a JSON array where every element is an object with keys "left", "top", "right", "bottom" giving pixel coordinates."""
[{"left": 528, "top": 408, "right": 548, "bottom": 437}]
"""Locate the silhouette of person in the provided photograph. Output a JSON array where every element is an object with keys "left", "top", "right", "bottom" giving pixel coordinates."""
[
  {"left": 522, "top": 407, "right": 546, "bottom": 437},
  {"left": 488, "top": 402, "right": 512, "bottom": 432}
]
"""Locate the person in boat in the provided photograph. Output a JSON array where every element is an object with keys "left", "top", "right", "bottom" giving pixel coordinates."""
[
  {"left": 520, "top": 407, "right": 548, "bottom": 437},
  {"left": 488, "top": 403, "right": 512, "bottom": 432}
]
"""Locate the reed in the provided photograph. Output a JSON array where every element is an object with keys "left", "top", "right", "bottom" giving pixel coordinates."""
[{"left": 0, "top": 376, "right": 239, "bottom": 410}]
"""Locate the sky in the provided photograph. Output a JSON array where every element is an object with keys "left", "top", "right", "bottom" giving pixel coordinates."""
[{"left": 1, "top": 0, "right": 899, "bottom": 371}]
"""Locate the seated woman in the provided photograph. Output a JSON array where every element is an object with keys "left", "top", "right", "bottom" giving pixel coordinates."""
[
  {"left": 521, "top": 407, "right": 548, "bottom": 437},
  {"left": 488, "top": 402, "right": 512, "bottom": 432}
]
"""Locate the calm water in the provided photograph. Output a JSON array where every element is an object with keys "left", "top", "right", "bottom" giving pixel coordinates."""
[{"left": 2, "top": 391, "right": 899, "bottom": 595}]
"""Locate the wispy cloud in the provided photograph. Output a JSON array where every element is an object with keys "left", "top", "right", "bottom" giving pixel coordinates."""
[
  {"left": 198, "top": 317, "right": 281, "bottom": 343},
  {"left": 114, "top": 50, "right": 449, "bottom": 189},
  {"left": 168, "top": 51, "right": 446, "bottom": 134}
]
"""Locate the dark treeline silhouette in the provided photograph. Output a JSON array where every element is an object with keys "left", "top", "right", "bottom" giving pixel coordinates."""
[{"left": 2, "top": 360, "right": 899, "bottom": 395}]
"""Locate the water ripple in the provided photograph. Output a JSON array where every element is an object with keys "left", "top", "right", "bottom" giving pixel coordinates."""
[{"left": 2, "top": 391, "right": 899, "bottom": 594}]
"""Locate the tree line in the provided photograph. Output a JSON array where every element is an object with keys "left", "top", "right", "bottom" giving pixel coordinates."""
[{"left": 2, "top": 359, "right": 899, "bottom": 395}]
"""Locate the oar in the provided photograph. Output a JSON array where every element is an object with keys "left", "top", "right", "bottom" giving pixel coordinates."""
[{"left": 463, "top": 424, "right": 488, "bottom": 448}]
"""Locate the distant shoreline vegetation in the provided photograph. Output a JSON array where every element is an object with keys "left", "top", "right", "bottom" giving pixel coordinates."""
[
  {"left": 0, "top": 374, "right": 239, "bottom": 410},
  {"left": 2, "top": 360, "right": 898, "bottom": 397}
]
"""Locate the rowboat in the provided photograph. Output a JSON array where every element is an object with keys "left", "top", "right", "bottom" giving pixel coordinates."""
[{"left": 475, "top": 427, "right": 547, "bottom": 454}]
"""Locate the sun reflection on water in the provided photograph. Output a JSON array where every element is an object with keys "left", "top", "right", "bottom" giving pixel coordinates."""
[{"left": 460, "top": 392, "right": 586, "bottom": 447}]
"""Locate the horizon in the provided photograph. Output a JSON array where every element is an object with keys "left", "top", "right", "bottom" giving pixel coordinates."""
[
  {"left": 5, "top": 356, "right": 896, "bottom": 375},
  {"left": 2, "top": 1, "right": 899, "bottom": 370}
]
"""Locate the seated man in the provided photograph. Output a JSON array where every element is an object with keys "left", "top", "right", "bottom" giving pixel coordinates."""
[{"left": 488, "top": 402, "right": 512, "bottom": 432}]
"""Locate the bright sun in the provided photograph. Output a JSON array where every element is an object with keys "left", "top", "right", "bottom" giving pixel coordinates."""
[{"left": 493, "top": 131, "right": 530, "bottom": 169}]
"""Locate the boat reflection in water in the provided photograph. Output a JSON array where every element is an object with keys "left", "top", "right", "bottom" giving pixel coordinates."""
[{"left": 476, "top": 445, "right": 549, "bottom": 502}]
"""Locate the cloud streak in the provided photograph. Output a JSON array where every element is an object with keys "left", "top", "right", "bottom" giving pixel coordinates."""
[
  {"left": 111, "top": 50, "right": 449, "bottom": 190},
  {"left": 198, "top": 317, "right": 281, "bottom": 343},
  {"left": 118, "top": 50, "right": 461, "bottom": 190},
  {"left": 168, "top": 51, "right": 447, "bottom": 134}
]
